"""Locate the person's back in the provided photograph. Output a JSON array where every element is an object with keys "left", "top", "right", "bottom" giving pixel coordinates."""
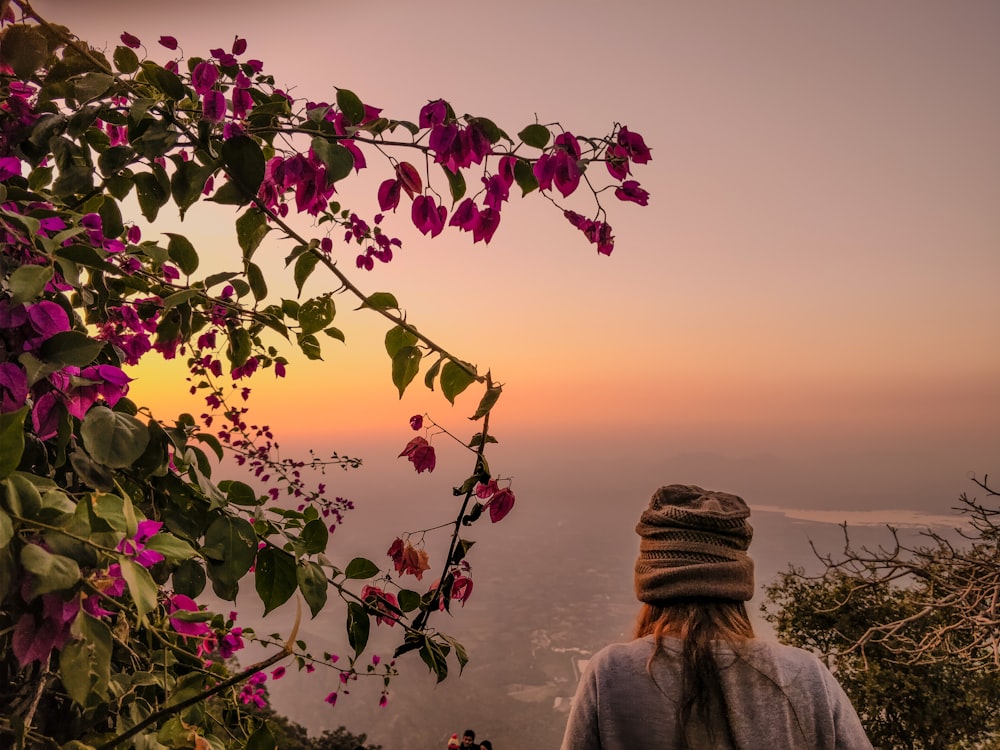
[
  {"left": 558, "top": 484, "right": 873, "bottom": 750},
  {"left": 563, "top": 636, "right": 871, "bottom": 749}
]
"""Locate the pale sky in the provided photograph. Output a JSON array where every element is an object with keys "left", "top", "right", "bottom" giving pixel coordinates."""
[{"left": 42, "top": 0, "right": 1000, "bottom": 514}]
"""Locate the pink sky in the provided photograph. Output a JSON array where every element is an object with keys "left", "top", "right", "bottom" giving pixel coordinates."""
[{"left": 43, "top": 0, "right": 999, "bottom": 513}]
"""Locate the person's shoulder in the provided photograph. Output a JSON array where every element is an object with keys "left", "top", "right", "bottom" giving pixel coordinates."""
[
  {"left": 588, "top": 637, "right": 655, "bottom": 670},
  {"left": 739, "top": 639, "right": 833, "bottom": 683}
]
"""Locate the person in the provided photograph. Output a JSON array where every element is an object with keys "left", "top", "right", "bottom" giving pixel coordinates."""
[
  {"left": 559, "top": 484, "right": 874, "bottom": 750},
  {"left": 461, "top": 730, "right": 476, "bottom": 748},
  {"left": 447, "top": 734, "right": 460, "bottom": 750},
  {"left": 479, "top": 742, "right": 493, "bottom": 750}
]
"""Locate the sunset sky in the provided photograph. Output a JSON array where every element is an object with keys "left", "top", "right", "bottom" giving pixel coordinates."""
[{"left": 46, "top": 0, "right": 999, "bottom": 518}]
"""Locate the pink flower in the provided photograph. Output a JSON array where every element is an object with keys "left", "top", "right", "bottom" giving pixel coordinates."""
[
  {"left": 398, "top": 436, "right": 436, "bottom": 474},
  {"left": 271, "top": 666, "right": 286, "bottom": 680},
  {"left": 475, "top": 479, "right": 498, "bottom": 500},
  {"left": 409, "top": 414, "right": 423, "bottom": 431},
  {"left": 450, "top": 573, "right": 473, "bottom": 606},
  {"left": 617, "top": 126, "right": 652, "bottom": 164},
  {"left": 158, "top": 36, "right": 178, "bottom": 50},
  {"left": 232, "top": 36, "right": 247, "bottom": 55},
  {"left": 360, "top": 585, "right": 399, "bottom": 627},
  {"left": 379, "top": 693, "right": 388, "bottom": 707},
  {"left": 120, "top": 32, "right": 141, "bottom": 49},
  {"left": 192, "top": 62, "right": 219, "bottom": 96},
  {"left": 419, "top": 99, "right": 448, "bottom": 128},
  {"left": 202, "top": 91, "right": 227, "bottom": 123},
  {"left": 614, "top": 180, "right": 650, "bottom": 206},
  {"left": 411, "top": 195, "right": 447, "bottom": 237},
  {"left": 487, "top": 488, "right": 516, "bottom": 523},
  {"left": 377, "top": 178, "right": 401, "bottom": 212},
  {"left": 167, "top": 594, "right": 212, "bottom": 638},
  {"left": 324, "top": 691, "right": 338, "bottom": 706}
]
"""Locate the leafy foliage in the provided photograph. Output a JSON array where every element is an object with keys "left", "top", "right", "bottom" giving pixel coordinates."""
[
  {"left": 762, "top": 477, "right": 1000, "bottom": 750},
  {"left": 0, "top": 2, "right": 650, "bottom": 748}
]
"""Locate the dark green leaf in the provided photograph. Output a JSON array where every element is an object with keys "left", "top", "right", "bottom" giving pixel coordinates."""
[
  {"left": 98, "top": 197, "right": 125, "bottom": 240},
  {"left": 441, "top": 361, "right": 477, "bottom": 405},
  {"left": 296, "top": 561, "right": 328, "bottom": 618},
  {"left": 336, "top": 89, "right": 365, "bottom": 126},
  {"left": 255, "top": 547, "right": 298, "bottom": 615},
  {"left": 227, "top": 327, "right": 252, "bottom": 368},
  {"left": 300, "top": 519, "right": 329, "bottom": 555},
  {"left": 385, "top": 325, "right": 418, "bottom": 358},
  {"left": 61, "top": 613, "right": 113, "bottom": 705},
  {"left": 74, "top": 72, "right": 114, "bottom": 103},
  {"left": 113, "top": 45, "right": 139, "bottom": 74},
  {"left": 296, "top": 333, "right": 322, "bottom": 360},
  {"left": 293, "top": 252, "right": 319, "bottom": 297},
  {"left": 360, "top": 292, "right": 399, "bottom": 311},
  {"left": 310, "top": 137, "right": 354, "bottom": 183},
  {"left": 398, "top": 589, "right": 420, "bottom": 613},
  {"left": 38, "top": 331, "right": 103, "bottom": 368},
  {"left": 203, "top": 515, "right": 257, "bottom": 597},
  {"left": 0, "top": 408, "right": 27, "bottom": 480},
  {"left": 236, "top": 208, "right": 269, "bottom": 260},
  {"left": 172, "top": 558, "right": 206, "bottom": 598},
  {"left": 443, "top": 166, "right": 466, "bottom": 203},
  {"left": 322, "top": 327, "right": 345, "bottom": 343},
  {"left": 3, "top": 471, "right": 42, "bottom": 518},
  {"left": 518, "top": 123, "right": 551, "bottom": 149},
  {"left": 298, "top": 296, "right": 335, "bottom": 335},
  {"left": 8, "top": 264, "right": 53, "bottom": 304},
  {"left": 0, "top": 509, "right": 13, "bottom": 550},
  {"left": 470, "top": 385, "right": 502, "bottom": 420},
  {"left": 247, "top": 262, "right": 267, "bottom": 301},
  {"left": 222, "top": 480, "right": 258, "bottom": 506},
  {"left": 442, "top": 634, "right": 469, "bottom": 673},
  {"left": 347, "top": 601, "right": 370, "bottom": 655},
  {"left": 221, "top": 136, "right": 265, "bottom": 200},
  {"left": 134, "top": 171, "right": 169, "bottom": 222},
  {"left": 119, "top": 558, "right": 157, "bottom": 624},
  {"left": 419, "top": 636, "right": 450, "bottom": 683},
  {"left": 170, "top": 160, "right": 213, "bottom": 217},
  {"left": 81, "top": 407, "right": 149, "bottom": 468},
  {"left": 1, "top": 24, "right": 49, "bottom": 79},
  {"left": 424, "top": 356, "right": 442, "bottom": 391},
  {"left": 513, "top": 158, "right": 539, "bottom": 196},
  {"left": 162, "top": 289, "right": 201, "bottom": 309},
  {"left": 21, "top": 543, "right": 81, "bottom": 597},
  {"left": 391, "top": 346, "right": 422, "bottom": 398},
  {"left": 145, "top": 533, "right": 198, "bottom": 561},
  {"left": 344, "top": 557, "right": 379, "bottom": 580},
  {"left": 138, "top": 61, "right": 187, "bottom": 100},
  {"left": 246, "top": 725, "right": 275, "bottom": 750}
]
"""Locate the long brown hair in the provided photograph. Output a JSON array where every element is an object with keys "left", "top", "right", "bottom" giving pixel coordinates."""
[{"left": 634, "top": 599, "right": 754, "bottom": 749}]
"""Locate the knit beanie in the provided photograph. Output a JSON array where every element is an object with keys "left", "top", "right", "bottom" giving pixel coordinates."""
[{"left": 634, "top": 484, "right": 754, "bottom": 602}]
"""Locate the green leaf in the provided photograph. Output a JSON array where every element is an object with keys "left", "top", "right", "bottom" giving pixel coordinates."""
[
  {"left": 470, "top": 385, "right": 502, "bottom": 420},
  {"left": 344, "top": 557, "right": 379, "bottom": 580},
  {"left": 336, "top": 88, "right": 365, "bottom": 126},
  {"left": 300, "top": 519, "right": 329, "bottom": 555},
  {"left": 38, "top": 331, "right": 104, "bottom": 368},
  {"left": 165, "top": 233, "right": 199, "bottom": 275},
  {"left": 310, "top": 137, "right": 354, "bottom": 183},
  {"left": 518, "top": 123, "right": 551, "bottom": 149},
  {"left": 223, "top": 480, "right": 259, "bottom": 506},
  {"left": 442, "top": 634, "right": 470, "bottom": 673},
  {"left": 8, "top": 264, "right": 53, "bottom": 304},
  {"left": 0, "top": 508, "right": 13, "bottom": 549},
  {"left": 384, "top": 325, "right": 418, "bottom": 358},
  {"left": 293, "top": 252, "right": 319, "bottom": 297},
  {"left": 513, "top": 158, "right": 539, "bottom": 196},
  {"left": 246, "top": 725, "right": 276, "bottom": 750},
  {"left": 247, "top": 262, "right": 267, "bottom": 301},
  {"left": 74, "top": 72, "right": 114, "bottom": 103},
  {"left": 113, "top": 45, "right": 139, "bottom": 74},
  {"left": 138, "top": 61, "right": 187, "bottom": 100},
  {"left": 203, "top": 515, "right": 257, "bottom": 598},
  {"left": 145, "top": 532, "right": 197, "bottom": 561},
  {"left": 227, "top": 328, "right": 252, "bottom": 368},
  {"left": 0, "top": 408, "right": 27, "bottom": 480},
  {"left": 441, "top": 361, "right": 477, "bottom": 405},
  {"left": 134, "top": 170, "right": 169, "bottom": 221},
  {"left": 296, "top": 333, "right": 322, "bottom": 361},
  {"left": 221, "top": 135, "right": 265, "bottom": 200},
  {"left": 172, "top": 558, "right": 206, "bottom": 598},
  {"left": 360, "top": 292, "right": 399, "bottom": 311},
  {"left": 323, "top": 327, "right": 345, "bottom": 343},
  {"left": 170, "top": 160, "right": 213, "bottom": 217},
  {"left": 21, "top": 543, "right": 81, "bottom": 597},
  {"left": 419, "top": 636, "right": 450, "bottom": 683},
  {"left": 236, "top": 208, "right": 269, "bottom": 260},
  {"left": 254, "top": 547, "right": 298, "bottom": 616},
  {"left": 424, "top": 356, "right": 442, "bottom": 391},
  {"left": 162, "top": 289, "right": 201, "bottom": 310},
  {"left": 391, "top": 346, "right": 422, "bottom": 398},
  {"left": 296, "top": 561, "right": 328, "bottom": 618},
  {"left": 98, "top": 146, "right": 135, "bottom": 177},
  {"left": 3, "top": 471, "right": 41, "bottom": 518},
  {"left": 0, "top": 24, "right": 48, "bottom": 79},
  {"left": 98, "top": 196, "right": 125, "bottom": 240},
  {"left": 61, "top": 613, "right": 113, "bottom": 705},
  {"left": 398, "top": 589, "right": 420, "bottom": 613},
  {"left": 298, "top": 296, "right": 335, "bottom": 335},
  {"left": 347, "top": 601, "right": 370, "bottom": 655},
  {"left": 443, "top": 166, "right": 466, "bottom": 203},
  {"left": 81, "top": 407, "right": 150, "bottom": 468},
  {"left": 119, "top": 558, "right": 158, "bottom": 625}
]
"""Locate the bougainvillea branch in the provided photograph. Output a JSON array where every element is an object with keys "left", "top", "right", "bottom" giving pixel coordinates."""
[{"left": 0, "top": 1, "right": 650, "bottom": 746}]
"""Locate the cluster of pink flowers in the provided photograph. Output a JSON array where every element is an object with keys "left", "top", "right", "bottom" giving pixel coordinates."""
[
  {"left": 387, "top": 537, "right": 431, "bottom": 580},
  {"left": 474, "top": 479, "right": 517, "bottom": 523}
]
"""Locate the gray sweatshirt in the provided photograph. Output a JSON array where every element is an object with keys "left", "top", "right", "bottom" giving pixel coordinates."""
[{"left": 559, "top": 636, "right": 873, "bottom": 750}]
